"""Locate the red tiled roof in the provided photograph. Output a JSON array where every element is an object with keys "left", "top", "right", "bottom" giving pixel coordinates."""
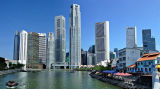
[
  {"left": 5, "top": 59, "right": 9, "bottom": 61},
  {"left": 137, "top": 52, "right": 160, "bottom": 62},
  {"left": 128, "top": 64, "right": 136, "bottom": 68}
]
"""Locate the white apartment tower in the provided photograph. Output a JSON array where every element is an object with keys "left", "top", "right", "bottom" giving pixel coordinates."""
[
  {"left": 38, "top": 33, "right": 47, "bottom": 64},
  {"left": 95, "top": 21, "right": 110, "bottom": 66},
  {"left": 19, "top": 30, "right": 28, "bottom": 70},
  {"left": 69, "top": 4, "right": 81, "bottom": 68},
  {"left": 55, "top": 16, "right": 66, "bottom": 63}
]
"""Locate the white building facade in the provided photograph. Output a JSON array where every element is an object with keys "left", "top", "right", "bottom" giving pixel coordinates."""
[
  {"left": 87, "top": 53, "right": 96, "bottom": 65},
  {"left": 38, "top": 33, "right": 47, "bottom": 65},
  {"left": 126, "top": 27, "right": 137, "bottom": 48},
  {"left": 69, "top": 4, "right": 81, "bottom": 68},
  {"left": 46, "top": 32, "right": 55, "bottom": 69},
  {"left": 117, "top": 27, "right": 141, "bottom": 71},
  {"left": 126, "top": 27, "right": 140, "bottom": 67},
  {"left": 95, "top": 21, "right": 110, "bottom": 66},
  {"left": 19, "top": 30, "right": 28, "bottom": 70}
]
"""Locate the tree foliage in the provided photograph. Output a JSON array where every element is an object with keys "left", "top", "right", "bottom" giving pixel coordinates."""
[
  {"left": 9, "top": 63, "right": 25, "bottom": 69},
  {"left": 92, "top": 65, "right": 112, "bottom": 71},
  {"left": 0, "top": 57, "right": 7, "bottom": 70}
]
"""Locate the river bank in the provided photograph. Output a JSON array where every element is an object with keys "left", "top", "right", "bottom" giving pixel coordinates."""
[
  {"left": 89, "top": 72, "right": 152, "bottom": 89},
  {"left": 0, "top": 69, "right": 21, "bottom": 76}
]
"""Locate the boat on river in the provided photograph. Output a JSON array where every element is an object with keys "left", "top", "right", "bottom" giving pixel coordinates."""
[{"left": 6, "top": 81, "right": 18, "bottom": 88}]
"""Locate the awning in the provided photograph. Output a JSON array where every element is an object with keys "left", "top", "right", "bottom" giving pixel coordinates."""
[
  {"left": 114, "top": 72, "right": 132, "bottom": 76},
  {"left": 103, "top": 70, "right": 117, "bottom": 74}
]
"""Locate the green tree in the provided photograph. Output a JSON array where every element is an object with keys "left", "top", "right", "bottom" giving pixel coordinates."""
[
  {"left": 0, "top": 57, "right": 7, "bottom": 70},
  {"left": 93, "top": 65, "right": 112, "bottom": 71},
  {"left": 16, "top": 63, "right": 24, "bottom": 69},
  {"left": 9, "top": 62, "right": 12, "bottom": 69}
]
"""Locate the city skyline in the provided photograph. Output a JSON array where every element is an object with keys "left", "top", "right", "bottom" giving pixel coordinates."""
[{"left": 1, "top": 0, "right": 160, "bottom": 60}]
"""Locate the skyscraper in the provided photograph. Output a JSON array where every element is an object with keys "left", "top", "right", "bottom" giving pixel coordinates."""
[
  {"left": 81, "top": 49, "right": 87, "bottom": 65},
  {"left": 114, "top": 48, "right": 119, "bottom": 58},
  {"left": 55, "top": 16, "right": 66, "bottom": 63},
  {"left": 27, "top": 32, "right": 39, "bottom": 69},
  {"left": 87, "top": 45, "right": 96, "bottom": 65},
  {"left": 13, "top": 30, "right": 20, "bottom": 63},
  {"left": 38, "top": 33, "right": 47, "bottom": 65},
  {"left": 69, "top": 4, "right": 81, "bottom": 68},
  {"left": 46, "top": 32, "right": 55, "bottom": 69},
  {"left": 142, "top": 29, "right": 156, "bottom": 53},
  {"left": 95, "top": 21, "right": 110, "bottom": 66},
  {"left": 110, "top": 51, "right": 116, "bottom": 60},
  {"left": 19, "top": 30, "right": 28, "bottom": 70},
  {"left": 88, "top": 45, "right": 95, "bottom": 53},
  {"left": 126, "top": 27, "right": 137, "bottom": 48},
  {"left": 126, "top": 27, "right": 140, "bottom": 67}
]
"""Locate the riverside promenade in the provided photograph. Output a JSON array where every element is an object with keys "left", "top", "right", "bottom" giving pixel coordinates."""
[
  {"left": 89, "top": 72, "right": 152, "bottom": 89},
  {"left": 0, "top": 69, "right": 20, "bottom": 76}
]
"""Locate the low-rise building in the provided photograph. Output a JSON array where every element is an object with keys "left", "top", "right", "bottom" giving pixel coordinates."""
[
  {"left": 117, "top": 47, "right": 143, "bottom": 72},
  {"left": 127, "top": 52, "right": 160, "bottom": 74}
]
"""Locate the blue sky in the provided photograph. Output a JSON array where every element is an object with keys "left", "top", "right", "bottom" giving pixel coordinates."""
[{"left": 0, "top": 0, "right": 160, "bottom": 60}]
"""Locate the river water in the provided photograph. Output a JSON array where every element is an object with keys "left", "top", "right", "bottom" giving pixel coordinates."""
[{"left": 0, "top": 70, "right": 121, "bottom": 89}]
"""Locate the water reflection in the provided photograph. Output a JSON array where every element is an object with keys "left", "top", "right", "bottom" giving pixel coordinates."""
[{"left": 0, "top": 70, "right": 121, "bottom": 89}]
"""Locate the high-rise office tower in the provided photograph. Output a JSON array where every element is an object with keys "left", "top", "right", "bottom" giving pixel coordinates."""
[
  {"left": 87, "top": 53, "right": 96, "bottom": 65},
  {"left": 46, "top": 32, "right": 55, "bottom": 69},
  {"left": 19, "top": 30, "right": 28, "bottom": 70},
  {"left": 126, "top": 27, "right": 137, "bottom": 48},
  {"left": 87, "top": 45, "right": 96, "bottom": 65},
  {"left": 13, "top": 30, "right": 20, "bottom": 63},
  {"left": 88, "top": 45, "right": 95, "bottom": 53},
  {"left": 126, "top": 27, "right": 140, "bottom": 67},
  {"left": 110, "top": 51, "right": 116, "bottom": 60},
  {"left": 27, "top": 32, "right": 39, "bottom": 68},
  {"left": 38, "top": 33, "right": 47, "bottom": 64},
  {"left": 114, "top": 48, "right": 119, "bottom": 58},
  {"left": 142, "top": 29, "right": 156, "bottom": 52},
  {"left": 95, "top": 21, "right": 110, "bottom": 65},
  {"left": 69, "top": 4, "right": 81, "bottom": 68},
  {"left": 55, "top": 16, "right": 66, "bottom": 63},
  {"left": 81, "top": 49, "right": 87, "bottom": 65}
]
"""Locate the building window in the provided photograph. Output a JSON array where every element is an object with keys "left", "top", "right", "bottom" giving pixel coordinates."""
[
  {"left": 149, "top": 68, "right": 151, "bottom": 72},
  {"left": 123, "top": 57, "right": 126, "bottom": 61},
  {"left": 145, "top": 68, "right": 147, "bottom": 72},
  {"left": 141, "top": 62, "right": 143, "bottom": 65},
  {"left": 141, "top": 68, "right": 143, "bottom": 72},
  {"left": 149, "top": 61, "right": 151, "bottom": 65}
]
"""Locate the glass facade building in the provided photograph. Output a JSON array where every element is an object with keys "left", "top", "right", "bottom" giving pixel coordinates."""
[
  {"left": 13, "top": 30, "right": 20, "bottom": 62},
  {"left": 114, "top": 48, "right": 119, "bottom": 58},
  {"left": 142, "top": 29, "right": 156, "bottom": 53},
  {"left": 55, "top": 16, "right": 66, "bottom": 63}
]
